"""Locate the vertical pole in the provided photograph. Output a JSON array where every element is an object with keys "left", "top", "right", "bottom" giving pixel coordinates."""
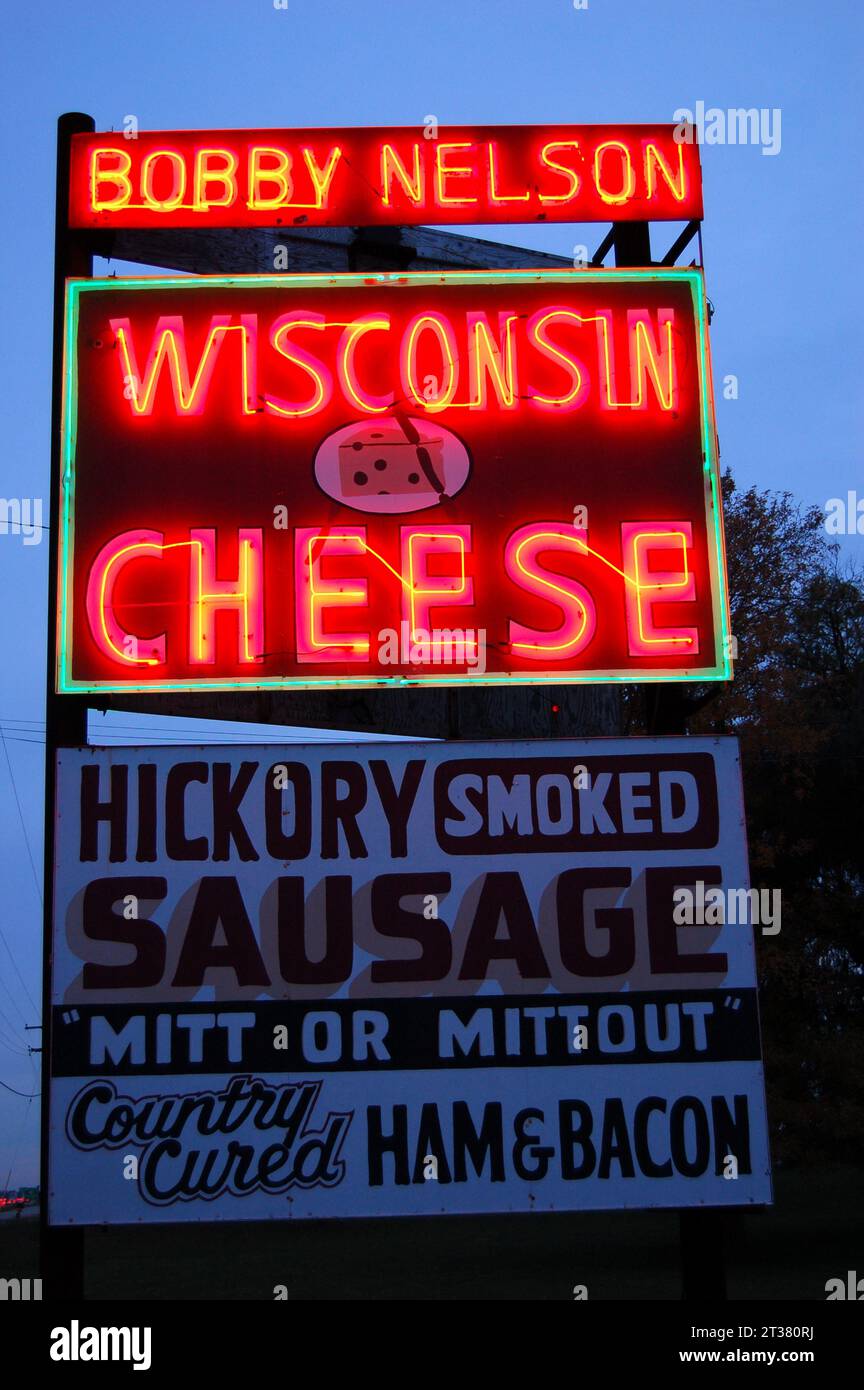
[
  {"left": 679, "top": 1209, "right": 727, "bottom": 1301},
  {"left": 40, "top": 112, "right": 93, "bottom": 1300},
  {"left": 613, "top": 218, "right": 727, "bottom": 1301}
]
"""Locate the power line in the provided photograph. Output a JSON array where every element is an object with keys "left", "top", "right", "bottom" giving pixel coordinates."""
[
  {"left": 0, "top": 1079, "right": 39, "bottom": 1099},
  {"left": 0, "top": 1003, "right": 28, "bottom": 1049},
  {"left": 0, "top": 726, "right": 42, "bottom": 1016},
  {"left": 0, "top": 725, "right": 43, "bottom": 910},
  {"left": 2, "top": 1093, "right": 34, "bottom": 1193},
  {"left": 0, "top": 959, "right": 31, "bottom": 1031}
]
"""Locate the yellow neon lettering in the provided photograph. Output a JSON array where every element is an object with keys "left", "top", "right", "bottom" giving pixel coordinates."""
[
  {"left": 402, "top": 313, "right": 458, "bottom": 410},
  {"left": 380, "top": 143, "right": 424, "bottom": 205},
  {"left": 141, "top": 150, "right": 187, "bottom": 212},
  {"left": 538, "top": 141, "right": 581, "bottom": 203},
  {"left": 644, "top": 142, "right": 687, "bottom": 201},
  {"left": 264, "top": 315, "right": 332, "bottom": 417},
  {"left": 468, "top": 313, "right": 519, "bottom": 408},
  {"left": 247, "top": 146, "right": 293, "bottom": 210},
  {"left": 627, "top": 528, "right": 694, "bottom": 649},
  {"left": 90, "top": 147, "right": 133, "bottom": 211},
  {"left": 594, "top": 140, "right": 636, "bottom": 206},
  {"left": 527, "top": 310, "right": 588, "bottom": 407},
  {"left": 405, "top": 530, "right": 470, "bottom": 641},
  {"left": 506, "top": 527, "right": 594, "bottom": 656},
  {"left": 302, "top": 146, "right": 343, "bottom": 208},
  {"left": 434, "top": 142, "right": 477, "bottom": 205},
  {"left": 112, "top": 316, "right": 246, "bottom": 415},
  {"left": 192, "top": 148, "right": 238, "bottom": 210},
  {"left": 190, "top": 530, "right": 263, "bottom": 664},
  {"left": 337, "top": 316, "right": 393, "bottom": 413},
  {"left": 487, "top": 141, "right": 530, "bottom": 203}
]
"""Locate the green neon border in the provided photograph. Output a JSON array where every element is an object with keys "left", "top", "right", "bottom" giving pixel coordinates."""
[{"left": 58, "top": 268, "right": 731, "bottom": 694}]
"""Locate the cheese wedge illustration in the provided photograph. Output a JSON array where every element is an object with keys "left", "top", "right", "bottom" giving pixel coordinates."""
[{"left": 314, "top": 414, "right": 471, "bottom": 514}]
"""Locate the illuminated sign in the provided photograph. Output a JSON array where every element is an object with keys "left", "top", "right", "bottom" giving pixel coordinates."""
[
  {"left": 69, "top": 124, "right": 703, "bottom": 230},
  {"left": 58, "top": 268, "right": 730, "bottom": 694},
  {"left": 48, "top": 738, "right": 771, "bottom": 1224}
]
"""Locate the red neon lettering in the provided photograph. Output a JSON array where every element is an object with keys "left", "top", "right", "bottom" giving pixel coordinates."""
[
  {"left": 380, "top": 143, "right": 424, "bottom": 206},
  {"left": 594, "top": 140, "right": 636, "bottom": 206},
  {"left": 401, "top": 527, "right": 474, "bottom": 646},
  {"left": 86, "top": 530, "right": 168, "bottom": 666},
  {"left": 434, "top": 142, "right": 478, "bottom": 205},
  {"left": 141, "top": 150, "right": 186, "bottom": 212},
  {"left": 111, "top": 314, "right": 251, "bottom": 415},
  {"left": 337, "top": 315, "right": 393, "bottom": 414},
  {"left": 189, "top": 528, "right": 264, "bottom": 665},
  {"left": 302, "top": 147, "right": 343, "bottom": 207},
  {"left": 621, "top": 521, "right": 697, "bottom": 655},
  {"left": 295, "top": 527, "right": 370, "bottom": 662},
  {"left": 505, "top": 525, "right": 597, "bottom": 659},
  {"left": 467, "top": 312, "right": 519, "bottom": 408},
  {"left": 401, "top": 313, "right": 459, "bottom": 410},
  {"left": 644, "top": 141, "right": 687, "bottom": 202},
  {"left": 264, "top": 313, "right": 333, "bottom": 417},
  {"left": 247, "top": 146, "right": 293, "bottom": 210},
  {"left": 90, "top": 148, "right": 133, "bottom": 211},
  {"left": 487, "top": 141, "right": 530, "bottom": 204},
  {"left": 192, "top": 148, "right": 238, "bottom": 210},
  {"left": 626, "top": 309, "right": 678, "bottom": 411},
  {"left": 538, "top": 141, "right": 581, "bottom": 203},
  {"left": 526, "top": 308, "right": 591, "bottom": 409},
  {"left": 593, "top": 310, "right": 677, "bottom": 411}
]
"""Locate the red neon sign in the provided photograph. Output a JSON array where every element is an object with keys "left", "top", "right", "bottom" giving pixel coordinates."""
[
  {"left": 59, "top": 269, "right": 730, "bottom": 693},
  {"left": 69, "top": 125, "right": 702, "bottom": 230}
]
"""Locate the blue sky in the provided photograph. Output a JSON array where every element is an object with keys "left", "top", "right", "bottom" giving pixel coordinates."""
[{"left": 0, "top": 0, "right": 861, "bottom": 1185}]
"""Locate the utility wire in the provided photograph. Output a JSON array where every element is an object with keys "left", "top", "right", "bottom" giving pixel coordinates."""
[
  {"left": 0, "top": 726, "right": 42, "bottom": 1016},
  {"left": 0, "top": 1005, "right": 28, "bottom": 1051},
  {"left": 0, "top": 725, "right": 43, "bottom": 910},
  {"left": 2, "top": 1095, "right": 33, "bottom": 1192},
  {"left": 0, "top": 963, "right": 31, "bottom": 1031},
  {"left": 0, "top": 1079, "right": 39, "bottom": 1098}
]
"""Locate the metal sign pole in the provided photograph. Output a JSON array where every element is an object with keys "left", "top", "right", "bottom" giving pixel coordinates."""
[
  {"left": 612, "top": 218, "right": 728, "bottom": 1302},
  {"left": 39, "top": 118, "right": 731, "bottom": 1300},
  {"left": 40, "top": 111, "right": 93, "bottom": 1299}
]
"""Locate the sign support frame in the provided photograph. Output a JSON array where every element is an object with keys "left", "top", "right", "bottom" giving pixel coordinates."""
[
  {"left": 41, "top": 111, "right": 93, "bottom": 1300},
  {"left": 40, "top": 111, "right": 733, "bottom": 1301}
]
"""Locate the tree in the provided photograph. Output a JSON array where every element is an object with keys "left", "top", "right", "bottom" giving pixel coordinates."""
[{"left": 631, "top": 471, "right": 864, "bottom": 1165}]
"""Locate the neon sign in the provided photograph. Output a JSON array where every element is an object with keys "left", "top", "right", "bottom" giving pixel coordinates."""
[
  {"left": 69, "top": 125, "right": 703, "bottom": 230},
  {"left": 58, "top": 268, "right": 730, "bottom": 692}
]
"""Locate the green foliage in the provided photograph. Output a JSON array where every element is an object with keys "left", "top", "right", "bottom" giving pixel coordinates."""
[
  {"left": 628, "top": 470, "right": 864, "bottom": 1166},
  {"left": 704, "top": 473, "right": 864, "bottom": 1166}
]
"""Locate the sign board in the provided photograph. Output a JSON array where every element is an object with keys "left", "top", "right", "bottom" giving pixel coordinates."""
[
  {"left": 48, "top": 737, "right": 771, "bottom": 1224},
  {"left": 58, "top": 268, "right": 731, "bottom": 694},
  {"left": 69, "top": 124, "right": 703, "bottom": 230}
]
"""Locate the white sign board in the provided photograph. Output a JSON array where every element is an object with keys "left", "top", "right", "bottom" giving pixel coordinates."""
[{"left": 49, "top": 737, "right": 771, "bottom": 1223}]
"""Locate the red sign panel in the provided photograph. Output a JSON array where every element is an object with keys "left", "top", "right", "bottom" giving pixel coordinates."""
[
  {"left": 58, "top": 269, "right": 730, "bottom": 693},
  {"left": 69, "top": 125, "right": 703, "bottom": 230}
]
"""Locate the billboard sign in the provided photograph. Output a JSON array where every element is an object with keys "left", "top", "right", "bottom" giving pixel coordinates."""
[
  {"left": 69, "top": 124, "right": 703, "bottom": 230},
  {"left": 48, "top": 737, "right": 771, "bottom": 1224},
  {"left": 58, "top": 268, "right": 731, "bottom": 694}
]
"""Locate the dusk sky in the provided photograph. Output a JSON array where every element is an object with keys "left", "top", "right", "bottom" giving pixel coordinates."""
[{"left": 0, "top": 0, "right": 860, "bottom": 1185}]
